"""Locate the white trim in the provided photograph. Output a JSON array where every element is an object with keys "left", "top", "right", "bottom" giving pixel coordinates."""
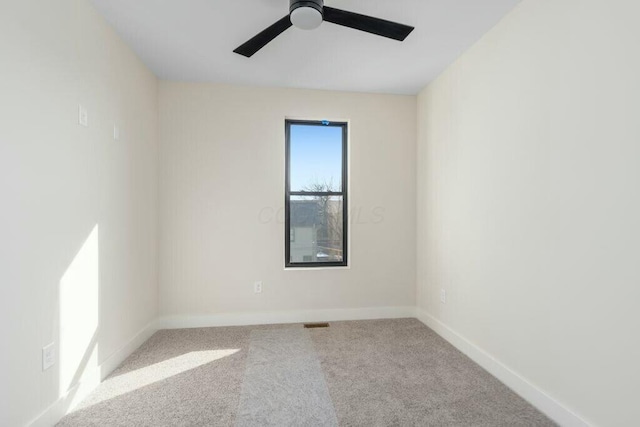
[
  {"left": 158, "top": 306, "right": 416, "bottom": 329},
  {"left": 28, "top": 320, "right": 158, "bottom": 427},
  {"left": 415, "top": 309, "right": 591, "bottom": 427},
  {"left": 98, "top": 320, "right": 158, "bottom": 379}
]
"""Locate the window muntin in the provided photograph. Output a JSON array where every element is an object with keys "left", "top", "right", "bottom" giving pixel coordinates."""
[{"left": 285, "top": 120, "right": 348, "bottom": 268}]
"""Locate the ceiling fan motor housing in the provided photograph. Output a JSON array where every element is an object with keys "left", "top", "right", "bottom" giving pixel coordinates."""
[{"left": 290, "top": 0, "right": 324, "bottom": 30}]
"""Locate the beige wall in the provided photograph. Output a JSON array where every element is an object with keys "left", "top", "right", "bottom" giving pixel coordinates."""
[
  {"left": 159, "top": 82, "right": 416, "bottom": 318},
  {"left": 417, "top": 0, "right": 640, "bottom": 425},
  {"left": 0, "top": 1, "right": 158, "bottom": 425}
]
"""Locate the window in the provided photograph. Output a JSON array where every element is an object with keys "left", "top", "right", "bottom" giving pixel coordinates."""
[{"left": 285, "top": 120, "right": 348, "bottom": 268}]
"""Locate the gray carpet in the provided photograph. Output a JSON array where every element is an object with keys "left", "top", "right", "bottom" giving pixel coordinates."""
[
  {"left": 58, "top": 319, "right": 554, "bottom": 426},
  {"left": 236, "top": 329, "right": 338, "bottom": 426}
]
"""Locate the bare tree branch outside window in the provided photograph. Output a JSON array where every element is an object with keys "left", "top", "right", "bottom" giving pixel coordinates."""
[{"left": 302, "top": 178, "right": 343, "bottom": 260}]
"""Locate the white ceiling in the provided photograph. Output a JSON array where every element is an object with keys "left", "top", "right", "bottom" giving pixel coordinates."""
[{"left": 90, "top": 0, "right": 521, "bottom": 95}]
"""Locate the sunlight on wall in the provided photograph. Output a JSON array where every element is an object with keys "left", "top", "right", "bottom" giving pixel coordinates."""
[
  {"left": 85, "top": 350, "right": 239, "bottom": 406},
  {"left": 59, "top": 225, "right": 100, "bottom": 396}
]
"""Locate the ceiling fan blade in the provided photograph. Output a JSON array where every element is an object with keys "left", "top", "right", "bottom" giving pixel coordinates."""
[
  {"left": 323, "top": 7, "right": 414, "bottom": 41},
  {"left": 234, "top": 15, "right": 292, "bottom": 58}
]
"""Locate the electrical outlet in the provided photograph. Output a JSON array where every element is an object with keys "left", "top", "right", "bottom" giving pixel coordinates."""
[
  {"left": 440, "top": 289, "right": 446, "bottom": 304},
  {"left": 42, "top": 343, "right": 55, "bottom": 371},
  {"left": 78, "top": 105, "right": 88, "bottom": 127},
  {"left": 254, "top": 281, "right": 263, "bottom": 293}
]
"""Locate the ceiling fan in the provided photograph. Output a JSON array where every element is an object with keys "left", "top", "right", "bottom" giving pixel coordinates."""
[{"left": 233, "top": 0, "right": 415, "bottom": 58}]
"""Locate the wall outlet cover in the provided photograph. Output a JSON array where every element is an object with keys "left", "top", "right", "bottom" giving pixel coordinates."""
[
  {"left": 78, "top": 105, "right": 88, "bottom": 127},
  {"left": 42, "top": 343, "right": 55, "bottom": 371}
]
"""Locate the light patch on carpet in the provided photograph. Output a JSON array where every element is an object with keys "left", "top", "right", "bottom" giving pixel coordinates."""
[
  {"left": 82, "top": 349, "right": 239, "bottom": 407},
  {"left": 235, "top": 329, "right": 338, "bottom": 427}
]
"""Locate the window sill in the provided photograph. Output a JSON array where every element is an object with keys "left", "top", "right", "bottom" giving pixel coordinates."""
[{"left": 284, "top": 265, "right": 350, "bottom": 271}]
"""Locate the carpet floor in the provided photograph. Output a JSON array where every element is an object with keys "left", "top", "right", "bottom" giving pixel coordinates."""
[{"left": 58, "top": 319, "right": 554, "bottom": 426}]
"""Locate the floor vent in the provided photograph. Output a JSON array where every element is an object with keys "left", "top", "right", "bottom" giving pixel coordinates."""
[{"left": 304, "top": 322, "right": 330, "bottom": 329}]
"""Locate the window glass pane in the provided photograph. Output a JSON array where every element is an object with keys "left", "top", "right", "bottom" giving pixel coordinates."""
[
  {"left": 289, "top": 196, "right": 344, "bottom": 263},
  {"left": 289, "top": 124, "right": 343, "bottom": 192}
]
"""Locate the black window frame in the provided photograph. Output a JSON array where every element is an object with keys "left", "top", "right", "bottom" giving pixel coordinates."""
[{"left": 285, "top": 119, "right": 348, "bottom": 268}]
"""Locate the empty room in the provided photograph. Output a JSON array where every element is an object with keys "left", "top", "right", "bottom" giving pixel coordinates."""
[{"left": 1, "top": 0, "right": 638, "bottom": 426}]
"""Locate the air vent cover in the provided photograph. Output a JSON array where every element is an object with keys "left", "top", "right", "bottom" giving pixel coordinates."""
[{"left": 304, "top": 322, "right": 330, "bottom": 328}]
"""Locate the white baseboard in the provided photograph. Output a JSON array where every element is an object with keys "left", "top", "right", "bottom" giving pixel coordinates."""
[
  {"left": 28, "top": 320, "right": 158, "bottom": 427},
  {"left": 158, "top": 306, "right": 417, "bottom": 329},
  {"left": 415, "top": 309, "right": 590, "bottom": 427},
  {"left": 97, "top": 319, "right": 159, "bottom": 380}
]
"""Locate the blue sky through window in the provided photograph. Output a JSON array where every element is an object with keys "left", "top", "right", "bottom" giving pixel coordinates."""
[{"left": 290, "top": 124, "right": 343, "bottom": 191}]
